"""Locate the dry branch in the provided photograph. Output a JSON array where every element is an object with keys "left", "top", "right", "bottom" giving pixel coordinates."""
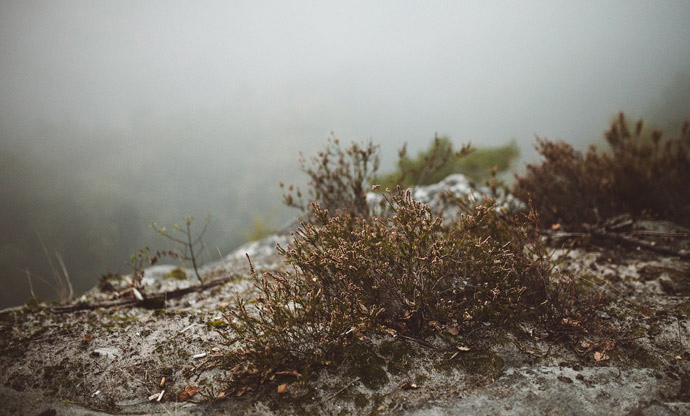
[
  {"left": 585, "top": 226, "right": 690, "bottom": 260},
  {"left": 51, "top": 275, "right": 236, "bottom": 314},
  {"left": 547, "top": 224, "right": 690, "bottom": 260}
]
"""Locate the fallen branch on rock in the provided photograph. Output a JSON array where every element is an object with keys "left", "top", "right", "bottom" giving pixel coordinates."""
[
  {"left": 549, "top": 225, "right": 690, "bottom": 260},
  {"left": 51, "top": 275, "right": 237, "bottom": 313},
  {"left": 584, "top": 225, "right": 690, "bottom": 260}
]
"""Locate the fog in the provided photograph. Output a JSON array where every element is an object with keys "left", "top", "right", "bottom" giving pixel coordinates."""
[{"left": 1, "top": 1, "right": 689, "bottom": 308}]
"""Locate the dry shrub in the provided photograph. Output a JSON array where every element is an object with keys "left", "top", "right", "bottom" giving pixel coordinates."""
[
  {"left": 222, "top": 187, "right": 601, "bottom": 385},
  {"left": 280, "top": 137, "right": 380, "bottom": 221},
  {"left": 513, "top": 113, "right": 690, "bottom": 228},
  {"left": 280, "top": 136, "right": 506, "bottom": 223}
]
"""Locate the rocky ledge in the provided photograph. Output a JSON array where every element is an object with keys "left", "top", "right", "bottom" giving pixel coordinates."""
[{"left": 1, "top": 176, "right": 689, "bottom": 416}]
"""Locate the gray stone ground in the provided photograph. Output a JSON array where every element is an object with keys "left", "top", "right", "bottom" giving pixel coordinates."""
[
  {"left": 405, "top": 367, "right": 689, "bottom": 416},
  {"left": 1, "top": 178, "right": 689, "bottom": 415}
]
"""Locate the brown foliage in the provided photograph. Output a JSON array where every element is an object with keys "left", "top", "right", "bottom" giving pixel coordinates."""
[
  {"left": 280, "top": 137, "right": 380, "bottom": 221},
  {"left": 222, "top": 188, "right": 601, "bottom": 385},
  {"left": 513, "top": 113, "right": 690, "bottom": 228}
]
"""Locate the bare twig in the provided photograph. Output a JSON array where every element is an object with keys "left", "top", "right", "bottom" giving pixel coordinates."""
[
  {"left": 24, "top": 268, "right": 37, "bottom": 301},
  {"left": 627, "top": 230, "right": 690, "bottom": 238},
  {"left": 51, "top": 274, "right": 236, "bottom": 313},
  {"left": 54, "top": 252, "right": 74, "bottom": 299},
  {"left": 327, "top": 377, "right": 360, "bottom": 400},
  {"left": 217, "top": 247, "right": 229, "bottom": 272},
  {"left": 35, "top": 230, "right": 72, "bottom": 301},
  {"left": 152, "top": 216, "right": 211, "bottom": 282},
  {"left": 398, "top": 334, "right": 442, "bottom": 351},
  {"left": 549, "top": 225, "right": 690, "bottom": 260},
  {"left": 584, "top": 225, "right": 690, "bottom": 260}
]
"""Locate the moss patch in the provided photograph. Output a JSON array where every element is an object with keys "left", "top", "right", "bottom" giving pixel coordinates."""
[
  {"left": 347, "top": 343, "right": 389, "bottom": 390},
  {"left": 379, "top": 339, "right": 416, "bottom": 376},
  {"left": 206, "top": 319, "right": 228, "bottom": 330},
  {"left": 42, "top": 358, "right": 85, "bottom": 394},
  {"left": 628, "top": 348, "right": 664, "bottom": 369},
  {"left": 164, "top": 268, "right": 187, "bottom": 280},
  {"left": 435, "top": 350, "right": 504, "bottom": 380}
]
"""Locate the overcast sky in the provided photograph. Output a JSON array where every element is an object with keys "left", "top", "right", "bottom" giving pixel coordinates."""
[{"left": 2, "top": 0, "right": 689, "bottom": 157}]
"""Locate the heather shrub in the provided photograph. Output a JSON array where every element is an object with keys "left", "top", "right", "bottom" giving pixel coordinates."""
[
  {"left": 215, "top": 137, "right": 609, "bottom": 391},
  {"left": 281, "top": 136, "right": 520, "bottom": 225},
  {"left": 222, "top": 186, "right": 598, "bottom": 386},
  {"left": 514, "top": 113, "right": 690, "bottom": 228},
  {"left": 280, "top": 137, "right": 380, "bottom": 221}
]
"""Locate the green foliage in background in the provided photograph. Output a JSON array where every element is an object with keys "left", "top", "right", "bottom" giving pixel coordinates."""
[
  {"left": 241, "top": 214, "right": 277, "bottom": 242},
  {"left": 375, "top": 135, "right": 519, "bottom": 189}
]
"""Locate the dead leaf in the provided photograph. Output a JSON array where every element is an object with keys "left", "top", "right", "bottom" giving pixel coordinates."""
[
  {"left": 401, "top": 382, "right": 420, "bottom": 390},
  {"left": 177, "top": 385, "right": 201, "bottom": 402},
  {"left": 83, "top": 334, "right": 93, "bottom": 343},
  {"left": 277, "top": 384, "right": 288, "bottom": 394},
  {"left": 236, "top": 386, "right": 247, "bottom": 397},
  {"left": 675, "top": 355, "right": 682, "bottom": 360},
  {"left": 446, "top": 326, "right": 460, "bottom": 336},
  {"left": 217, "top": 391, "right": 226, "bottom": 399},
  {"left": 457, "top": 345, "right": 471, "bottom": 352},
  {"left": 594, "top": 351, "right": 609, "bottom": 362},
  {"left": 551, "top": 223, "right": 561, "bottom": 230}
]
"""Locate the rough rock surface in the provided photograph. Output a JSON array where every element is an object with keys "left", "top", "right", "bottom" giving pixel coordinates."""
[
  {"left": 1, "top": 176, "right": 689, "bottom": 415},
  {"left": 366, "top": 174, "right": 524, "bottom": 218}
]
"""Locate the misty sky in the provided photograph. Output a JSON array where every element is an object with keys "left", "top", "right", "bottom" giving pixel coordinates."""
[
  {"left": 1, "top": 1, "right": 690, "bottom": 307},
  {"left": 3, "top": 1, "right": 689, "bottom": 154}
]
